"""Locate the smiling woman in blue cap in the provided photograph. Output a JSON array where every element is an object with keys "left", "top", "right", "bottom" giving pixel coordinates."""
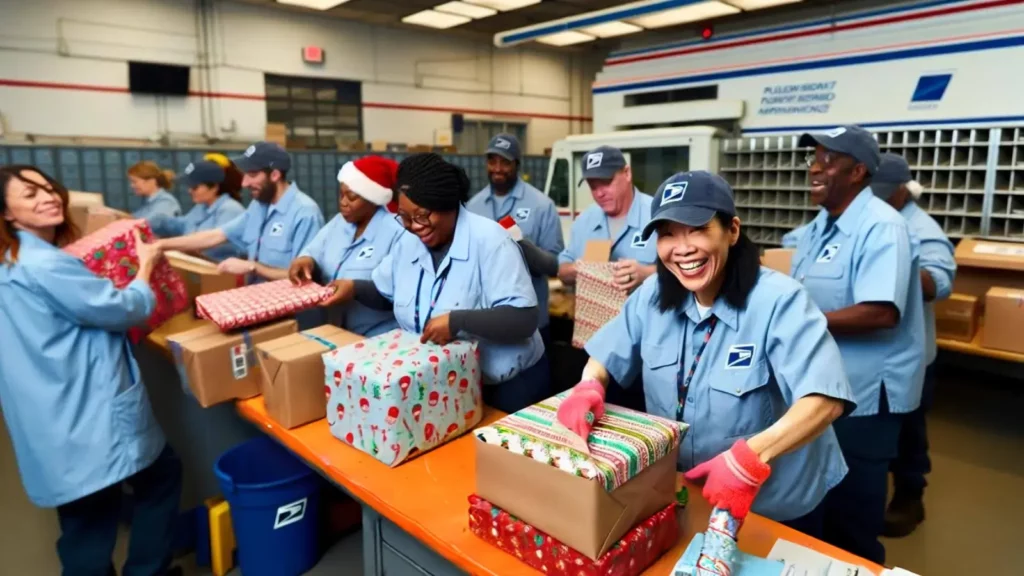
[{"left": 555, "top": 170, "right": 853, "bottom": 537}]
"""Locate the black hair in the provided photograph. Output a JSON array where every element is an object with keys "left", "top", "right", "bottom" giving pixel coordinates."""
[
  {"left": 653, "top": 213, "right": 761, "bottom": 313},
  {"left": 395, "top": 153, "right": 470, "bottom": 212},
  {"left": 262, "top": 167, "right": 288, "bottom": 181}
]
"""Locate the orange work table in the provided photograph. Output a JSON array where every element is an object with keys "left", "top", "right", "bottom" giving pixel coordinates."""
[{"left": 236, "top": 397, "right": 881, "bottom": 576}]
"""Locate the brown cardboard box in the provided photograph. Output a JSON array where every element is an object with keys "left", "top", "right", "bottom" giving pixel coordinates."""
[
  {"left": 980, "top": 287, "right": 1024, "bottom": 354},
  {"left": 165, "top": 251, "right": 241, "bottom": 301},
  {"left": 265, "top": 123, "right": 288, "bottom": 146},
  {"left": 255, "top": 325, "right": 364, "bottom": 428},
  {"left": 475, "top": 439, "right": 678, "bottom": 561},
  {"left": 761, "top": 248, "right": 794, "bottom": 275},
  {"left": 582, "top": 239, "right": 612, "bottom": 263},
  {"left": 952, "top": 239, "right": 1024, "bottom": 309},
  {"left": 934, "top": 294, "right": 980, "bottom": 342},
  {"left": 168, "top": 319, "right": 298, "bottom": 407},
  {"left": 68, "top": 191, "right": 105, "bottom": 233}
]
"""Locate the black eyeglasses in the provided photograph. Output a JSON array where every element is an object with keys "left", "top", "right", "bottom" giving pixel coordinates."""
[{"left": 395, "top": 210, "right": 432, "bottom": 228}]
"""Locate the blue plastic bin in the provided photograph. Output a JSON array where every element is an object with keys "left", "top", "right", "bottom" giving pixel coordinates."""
[{"left": 214, "top": 436, "right": 323, "bottom": 576}]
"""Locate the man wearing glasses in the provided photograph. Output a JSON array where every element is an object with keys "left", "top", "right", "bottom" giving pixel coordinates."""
[{"left": 790, "top": 125, "right": 926, "bottom": 565}]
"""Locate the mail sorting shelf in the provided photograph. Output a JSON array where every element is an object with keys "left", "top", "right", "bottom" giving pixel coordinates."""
[
  {"left": 720, "top": 127, "right": 1014, "bottom": 247},
  {"left": 0, "top": 145, "right": 550, "bottom": 220}
]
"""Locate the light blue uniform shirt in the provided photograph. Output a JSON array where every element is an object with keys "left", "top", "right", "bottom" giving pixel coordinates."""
[
  {"left": 792, "top": 188, "right": 926, "bottom": 417},
  {"left": 781, "top": 223, "right": 811, "bottom": 249},
  {"left": 900, "top": 202, "right": 956, "bottom": 365},
  {"left": 372, "top": 207, "right": 545, "bottom": 384},
  {"left": 132, "top": 188, "right": 182, "bottom": 220},
  {"left": 220, "top": 183, "right": 324, "bottom": 272},
  {"left": 558, "top": 190, "right": 657, "bottom": 265},
  {"left": 0, "top": 232, "right": 164, "bottom": 508},
  {"left": 149, "top": 194, "right": 246, "bottom": 262},
  {"left": 467, "top": 179, "right": 565, "bottom": 329},
  {"left": 300, "top": 208, "right": 406, "bottom": 337},
  {"left": 585, "top": 269, "right": 853, "bottom": 522}
]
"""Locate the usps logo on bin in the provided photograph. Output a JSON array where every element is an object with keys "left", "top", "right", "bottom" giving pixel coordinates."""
[{"left": 274, "top": 497, "right": 308, "bottom": 530}]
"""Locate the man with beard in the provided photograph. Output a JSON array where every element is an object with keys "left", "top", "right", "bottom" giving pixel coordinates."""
[
  {"left": 790, "top": 125, "right": 925, "bottom": 565},
  {"left": 466, "top": 134, "right": 563, "bottom": 345},
  {"left": 153, "top": 141, "right": 324, "bottom": 283}
]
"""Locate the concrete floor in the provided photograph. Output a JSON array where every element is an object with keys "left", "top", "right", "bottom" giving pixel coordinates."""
[{"left": 3, "top": 362, "right": 1021, "bottom": 575}]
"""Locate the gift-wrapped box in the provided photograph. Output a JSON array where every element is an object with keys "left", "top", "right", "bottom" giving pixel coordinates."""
[
  {"left": 475, "top": 393, "right": 686, "bottom": 560},
  {"left": 572, "top": 261, "right": 628, "bottom": 349},
  {"left": 63, "top": 219, "right": 189, "bottom": 342},
  {"left": 325, "top": 329, "right": 483, "bottom": 467},
  {"left": 469, "top": 494, "right": 678, "bottom": 576},
  {"left": 195, "top": 279, "right": 334, "bottom": 331}
]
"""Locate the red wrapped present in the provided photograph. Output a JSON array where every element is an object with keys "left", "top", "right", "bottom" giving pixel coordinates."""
[
  {"left": 63, "top": 219, "right": 189, "bottom": 343},
  {"left": 195, "top": 279, "right": 335, "bottom": 331},
  {"left": 572, "top": 261, "right": 627, "bottom": 349},
  {"left": 468, "top": 495, "right": 678, "bottom": 576}
]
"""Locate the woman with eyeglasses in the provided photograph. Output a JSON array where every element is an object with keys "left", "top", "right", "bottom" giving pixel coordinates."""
[
  {"left": 323, "top": 153, "right": 550, "bottom": 414},
  {"left": 288, "top": 156, "right": 406, "bottom": 337}
]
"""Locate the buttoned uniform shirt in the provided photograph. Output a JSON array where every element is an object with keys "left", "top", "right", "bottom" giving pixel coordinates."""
[
  {"left": 372, "top": 207, "right": 545, "bottom": 384},
  {"left": 558, "top": 190, "right": 657, "bottom": 266},
  {"left": 300, "top": 207, "right": 406, "bottom": 337},
  {"left": 132, "top": 188, "right": 182, "bottom": 220},
  {"left": 0, "top": 231, "right": 163, "bottom": 507},
  {"left": 467, "top": 179, "right": 564, "bottom": 329},
  {"left": 900, "top": 201, "right": 956, "bottom": 365},
  {"left": 148, "top": 193, "right": 246, "bottom": 262},
  {"left": 585, "top": 269, "right": 854, "bottom": 522},
  {"left": 791, "top": 188, "right": 926, "bottom": 417}
]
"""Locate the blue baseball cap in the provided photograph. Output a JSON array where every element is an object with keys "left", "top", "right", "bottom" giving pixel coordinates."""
[
  {"left": 580, "top": 145, "right": 628, "bottom": 181},
  {"left": 799, "top": 125, "right": 881, "bottom": 174},
  {"left": 486, "top": 133, "right": 521, "bottom": 162},
  {"left": 179, "top": 160, "right": 225, "bottom": 188},
  {"left": 641, "top": 171, "right": 736, "bottom": 240},
  {"left": 872, "top": 153, "right": 913, "bottom": 200},
  {"left": 232, "top": 141, "right": 291, "bottom": 173}
]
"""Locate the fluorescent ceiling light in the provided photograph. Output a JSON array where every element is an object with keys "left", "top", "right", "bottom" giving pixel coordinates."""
[
  {"left": 580, "top": 21, "right": 644, "bottom": 39},
  {"left": 402, "top": 9, "right": 472, "bottom": 29},
  {"left": 435, "top": 1, "right": 497, "bottom": 19},
  {"left": 725, "top": 0, "right": 803, "bottom": 9},
  {"left": 464, "top": 0, "right": 542, "bottom": 12},
  {"left": 536, "top": 30, "right": 595, "bottom": 46},
  {"left": 629, "top": 0, "right": 740, "bottom": 29},
  {"left": 275, "top": 0, "right": 350, "bottom": 10}
]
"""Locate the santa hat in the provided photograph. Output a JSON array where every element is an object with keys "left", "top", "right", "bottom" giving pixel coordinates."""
[{"left": 338, "top": 156, "right": 397, "bottom": 206}]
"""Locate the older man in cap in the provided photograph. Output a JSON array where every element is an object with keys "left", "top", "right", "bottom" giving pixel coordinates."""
[
  {"left": 154, "top": 141, "right": 324, "bottom": 283},
  {"left": 467, "top": 134, "right": 564, "bottom": 346},
  {"left": 872, "top": 153, "right": 956, "bottom": 538},
  {"left": 791, "top": 126, "right": 925, "bottom": 564}
]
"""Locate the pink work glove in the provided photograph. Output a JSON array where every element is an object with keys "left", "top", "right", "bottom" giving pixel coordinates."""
[
  {"left": 556, "top": 379, "right": 606, "bottom": 440},
  {"left": 684, "top": 439, "right": 771, "bottom": 520}
]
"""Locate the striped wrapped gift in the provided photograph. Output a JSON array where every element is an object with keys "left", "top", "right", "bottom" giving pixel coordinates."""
[
  {"left": 572, "top": 262, "right": 627, "bottom": 349},
  {"left": 475, "top": 392, "right": 687, "bottom": 492}
]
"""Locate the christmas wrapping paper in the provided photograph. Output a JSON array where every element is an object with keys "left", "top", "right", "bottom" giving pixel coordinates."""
[
  {"left": 63, "top": 219, "right": 188, "bottom": 343},
  {"left": 475, "top": 392, "right": 686, "bottom": 492},
  {"left": 468, "top": 494, "right": 678, "bottom": 576},
  {"left": 325, "top": 329, "right": 483, "bottom": 467},
  {"left": 572, "top": 262, "right": 628, "bottom": 349},
  {"left": 194, "top": 279, "right": 334, "bottom": 331}
]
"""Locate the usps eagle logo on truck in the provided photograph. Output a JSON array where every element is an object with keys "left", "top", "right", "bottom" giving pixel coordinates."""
[{"left": 909, "top": 73, "right": 952, "bottom": 110}]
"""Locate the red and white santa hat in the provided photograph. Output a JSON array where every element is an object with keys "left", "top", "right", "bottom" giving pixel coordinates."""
[{"left": 337, "top": 155, "right": 398, "bottom": 206}]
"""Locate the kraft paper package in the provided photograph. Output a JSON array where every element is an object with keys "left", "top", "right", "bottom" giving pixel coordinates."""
[
  {"left": 325, "top": 329, "right": 483, "bottom": 466},
  {"left": 474, "top": 392, "right": 687, "bottom": 560}
]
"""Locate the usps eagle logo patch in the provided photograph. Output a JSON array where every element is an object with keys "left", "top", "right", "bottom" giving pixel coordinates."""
[
  {"left": 586, "top": 152, "right": 603, "bottom": 169},
  {"left": 816, "top": 243, "right": 840, "bottom": 263},
  {"left": 726, "top": 344, "right": 755, "bottom": 370},
  {"left": 661, "top": 182, "right": 688, "bottom": 205},
  {"left": 495, "top": 138, "right": 511, "bottom": 150},
  {"left": 356, "top": 246, "right": 374, "bottom": 260},
  {"left": 244, "top": 145, "right": 257, "bottom": 157},
  {"left": 269, "top": 222, "right": 284, "bottom": 237},
  {"left": 631, "top": 232, "right": 648, "bottom": 248},
  {"left": 825, "top": 127, "right": 847, "bottom": 138},
  {"left": 184, "top": 163, "right": 195, "bottom": 175},
  {"left": 515, "top": 207, "right": 531, "bottom": 221}
]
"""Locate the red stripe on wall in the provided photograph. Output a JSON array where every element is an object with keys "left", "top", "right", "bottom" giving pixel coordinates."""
[
  {"left": 0, "top": 78, "right": 592, "bottom": 122},
  {"left": 605, "top": 0, "right": 1022, "bottom": 66}
]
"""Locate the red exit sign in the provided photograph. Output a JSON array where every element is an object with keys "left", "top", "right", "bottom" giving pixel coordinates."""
[{"left": 302, "top": 45, "right": 324, "bottom": 64}]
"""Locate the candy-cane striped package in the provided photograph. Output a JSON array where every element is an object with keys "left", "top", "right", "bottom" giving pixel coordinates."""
[
  {"left": 572, "top": 261, "right": 627, "bottom": 349},
  {"left": 195, "top": 279, "right": 334, "bottom": 331}
]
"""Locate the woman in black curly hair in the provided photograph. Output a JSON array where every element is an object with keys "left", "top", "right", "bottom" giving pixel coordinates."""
[{"left": 325, "top": 153, "right": 550, "bottom": 413}]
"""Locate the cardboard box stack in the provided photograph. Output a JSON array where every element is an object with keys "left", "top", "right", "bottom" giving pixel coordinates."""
[
  {"left": 572, "top": 240, "right": 626, "bottom": 349},
  {"left": 945, "top": 238, "right": 1024, "bottom": 353},
  {"left": 256, "top": 325, "right": 364, "bottom": 428},
  {"left": 325, "top": 329, "right": 483, "bottom": 467},
  {"left": 981, "top": 288, "right": 1024, "bottom": 355},
  {"left": 168, "top": 319, "right": 298, "bottom": 408},
  {"left": 934, "top": 294, "right": 981, "bottom": 342},
  {"left": 472, "top": 394, "right": 686, "bottom": 570}
]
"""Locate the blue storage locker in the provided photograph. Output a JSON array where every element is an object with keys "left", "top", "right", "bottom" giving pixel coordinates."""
[
  {"left": 32, "top": 148, "right": 56, "bottom": 178},
  {"left": 0, "top": 147, "right": 8, "bottom": 166},
  {"left": 58, "top": 149, "right": 83, "bottom": 191},
  {"left": 9, "top": 147, "right": 32, "bottom": 165},
  {"left": 82, "top": 149, "right": 105, "bottom": 193}
]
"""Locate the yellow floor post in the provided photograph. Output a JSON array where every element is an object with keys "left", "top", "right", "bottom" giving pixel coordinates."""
[{"left": 206, "top": 497, "right": 236, "bottom": 576}]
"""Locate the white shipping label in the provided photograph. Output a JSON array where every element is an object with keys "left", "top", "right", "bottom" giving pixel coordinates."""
[
  {"left": 973, "top": 243, "right": 1024, "bottom": 257},
  {"left": 230, "top": 344, "right": 248, "bottom": 379}
]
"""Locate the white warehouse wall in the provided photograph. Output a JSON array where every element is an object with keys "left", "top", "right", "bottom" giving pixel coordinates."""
[{"left": 0, "top": 0, "right": 599, "bottom": 154}]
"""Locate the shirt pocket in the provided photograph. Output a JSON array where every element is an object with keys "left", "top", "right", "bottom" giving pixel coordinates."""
[
  {"left": 709, "top": 359, "right": 773, "bottom": 439},
  {"left": 801, "top": 260, "right": 847, "bottom": 312},
  {"left": 641, "top": 342, "right": 680, "bottom": 419},
  {"left": 259, "top": 233, "right": 294, "bottom": 263},
  {"left": 111, "top": 380, "right": 158, "bottom": 452}
]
